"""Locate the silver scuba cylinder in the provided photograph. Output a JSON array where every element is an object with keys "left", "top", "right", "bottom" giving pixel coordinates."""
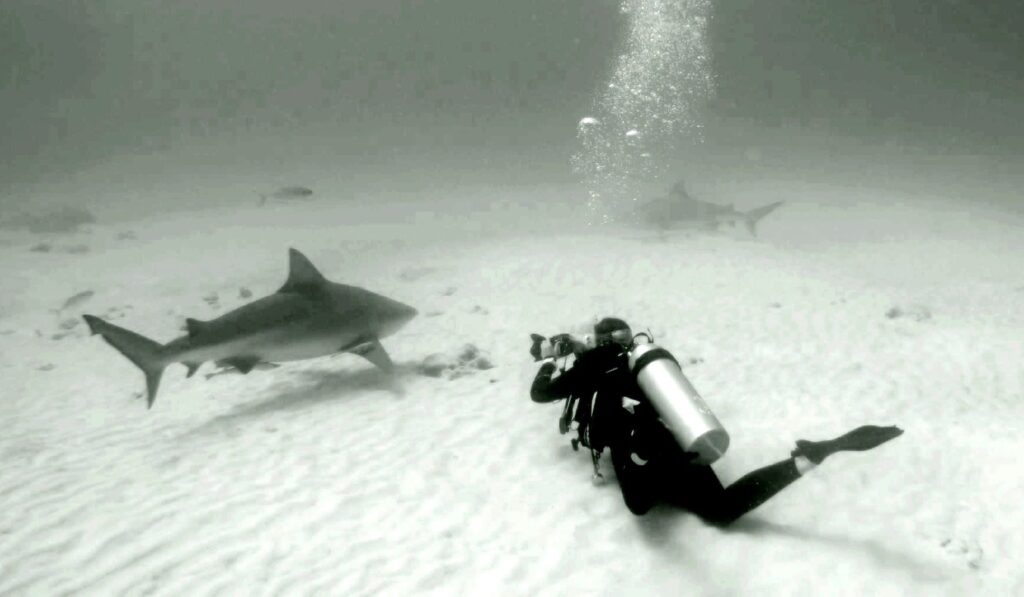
[{"left": 627, "top": 343, "right": 730, "bottom": 465}]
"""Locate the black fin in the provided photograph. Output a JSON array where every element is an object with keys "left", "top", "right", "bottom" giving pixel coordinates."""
[
  {"left": 278, "top": 248, "right": 327, "bottom": 294},
  {"left": 793, "top": 425, "right": 904, "bottom": 465}
]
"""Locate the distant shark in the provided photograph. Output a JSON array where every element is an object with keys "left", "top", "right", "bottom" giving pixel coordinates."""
[
  {"left": 83, "top": 248, "right": 418, "bottom": 409},
  {"left": 633, "top": 180, "right": 784, "bottom": 237},
  {"left": 256, "top": 186, "right": 314, "bottom": 206}
]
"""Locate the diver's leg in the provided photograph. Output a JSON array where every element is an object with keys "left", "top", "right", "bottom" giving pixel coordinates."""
[
  {"left": 679, "top": 424, "right": 904, "bottom": 526},
  {"left": 610, "top": 404, "right": 662, "bottom": 515},
  {"left": 685, "top": 459, "right": 804, "bottom": 527},
  {"left": 612, "top": 442, "right": 659, "bottom": 515}
]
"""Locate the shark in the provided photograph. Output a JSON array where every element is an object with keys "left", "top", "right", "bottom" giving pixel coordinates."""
[
  {"left": 256, "top": 186, "right": 314, "bottom": 206},
  {"left": 83, "top": 248, "right": 418, "bottom": 409},
  {"left": 632, "top": 180, "right": 784, "bottom": 237}
]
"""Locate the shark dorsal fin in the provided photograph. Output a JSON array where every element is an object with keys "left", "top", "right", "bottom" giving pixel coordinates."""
[
  {"left": 185, "top": 318, "right": 208, "bottom": 338},
  {"left": 279, "top": 248, "right": 327, "bottom": 294}
]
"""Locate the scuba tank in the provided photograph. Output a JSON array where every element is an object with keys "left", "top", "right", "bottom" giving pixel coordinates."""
[{"left": 627, "top": 341, "right": 730, "bottom": 465}]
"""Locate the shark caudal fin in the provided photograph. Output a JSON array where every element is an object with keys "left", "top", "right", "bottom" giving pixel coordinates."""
[
  {"left": 743, "top": 201, "right": 784, "bottom": 237},
  {"left": 83, "top": 315, "right": 168, "bottom": 409},
  {"left": 254, "top": 191, "right": 268, "bottom": 207}
]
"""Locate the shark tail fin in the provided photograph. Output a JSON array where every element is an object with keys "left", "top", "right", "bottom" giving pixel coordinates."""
[
  {"left": 255, "top": 191, "right": 267, "bottom": 206},
  {"left": 83, "top": 315, "right": 168, "bottom": 409},
  {"left": 743, "top": 201, "right": 785, "bottom": 237}
]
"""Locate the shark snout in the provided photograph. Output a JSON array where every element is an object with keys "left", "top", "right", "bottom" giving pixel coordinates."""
[
  {"left": 376, "top": 303, "right": 418, "bottom": 338},
  {"left": 399, "top": 305, "right": 418, "bottom": 326}
]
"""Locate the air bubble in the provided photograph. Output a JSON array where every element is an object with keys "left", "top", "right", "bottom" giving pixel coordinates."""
[{"left": 571, "top": 0, "right": 715, "bottom": 226}]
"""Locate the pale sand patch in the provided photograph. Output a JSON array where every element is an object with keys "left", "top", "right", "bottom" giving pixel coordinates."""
[{"left": 0, "top": 189, "right": 1021, "bottom": 596}]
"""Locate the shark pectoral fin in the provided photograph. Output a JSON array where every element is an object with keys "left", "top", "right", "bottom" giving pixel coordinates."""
[
  {"left": 215, "top": 356, "right": 261, "bottom": 374},
  {"left": 349, "top": 338, "right": 394, "bottom": 373},
  {"left": 185, "top": 318, "right": 209, "bottom": 338}
]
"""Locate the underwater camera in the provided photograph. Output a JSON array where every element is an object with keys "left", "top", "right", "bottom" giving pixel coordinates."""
[{"left": 528, "top": 332, "right": 594, "bottom": 361}]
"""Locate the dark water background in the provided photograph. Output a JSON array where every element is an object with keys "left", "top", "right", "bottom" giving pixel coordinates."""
[{"left": 2, "top": 0, "right": 1022, "bottom": 219}]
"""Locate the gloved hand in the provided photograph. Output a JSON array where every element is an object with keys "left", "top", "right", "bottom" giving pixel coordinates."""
[
  {"left": 530, "top": 333, "right": 562, "bottom": 361},
  {"left": 529, "top": 334, "right": 546, "bottom": 361}
]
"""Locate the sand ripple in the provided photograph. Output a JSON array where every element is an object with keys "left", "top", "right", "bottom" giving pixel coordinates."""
[{"left": 2, "top": 218, "right": 1022, "bottom": 595}]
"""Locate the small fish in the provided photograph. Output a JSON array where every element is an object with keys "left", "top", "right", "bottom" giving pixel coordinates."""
[
  {"left": 59, "top": 318, "right": 81, "bottom": 330},
  {"left": 205, "top": 362, "right": 280, "bottom": 380},
  {"left": 62, "top": 244, "right": 90, "bottom": 255},
  {"left": 255, "top": 186, "right": 314, "bottom": 206},
  {"left": 53, "top": 290, "right": 95, "bottom": 316},
  {"left": 5, "top": 206, "right": 96, "bottom": 234}
]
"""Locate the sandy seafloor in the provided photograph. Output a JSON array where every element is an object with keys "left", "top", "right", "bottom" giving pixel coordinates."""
[{"left": 1, "top": 153, "right": 1023, "bottom": 596}]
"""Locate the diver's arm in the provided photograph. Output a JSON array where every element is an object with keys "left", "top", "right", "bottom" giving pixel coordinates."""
[{"left": 530, "top": 358, "right": 575, "bottom": 403}]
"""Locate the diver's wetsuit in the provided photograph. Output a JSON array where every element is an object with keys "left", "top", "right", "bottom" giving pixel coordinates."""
[{"left": 531, "top": 345, "right": 803, "bottom": 524}]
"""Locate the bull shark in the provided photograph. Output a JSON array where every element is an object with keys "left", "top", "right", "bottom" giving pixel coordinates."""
[
  {"left": 633, "top": 180, "right": 784, "bottom": 237},
  {"left": 83, "top": 248, "right": 418, "bottom": 409}
]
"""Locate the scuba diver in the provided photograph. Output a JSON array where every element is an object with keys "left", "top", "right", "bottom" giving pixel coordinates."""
[{"left": 529, "top": 317, "right": 904, "bottom": 523}]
